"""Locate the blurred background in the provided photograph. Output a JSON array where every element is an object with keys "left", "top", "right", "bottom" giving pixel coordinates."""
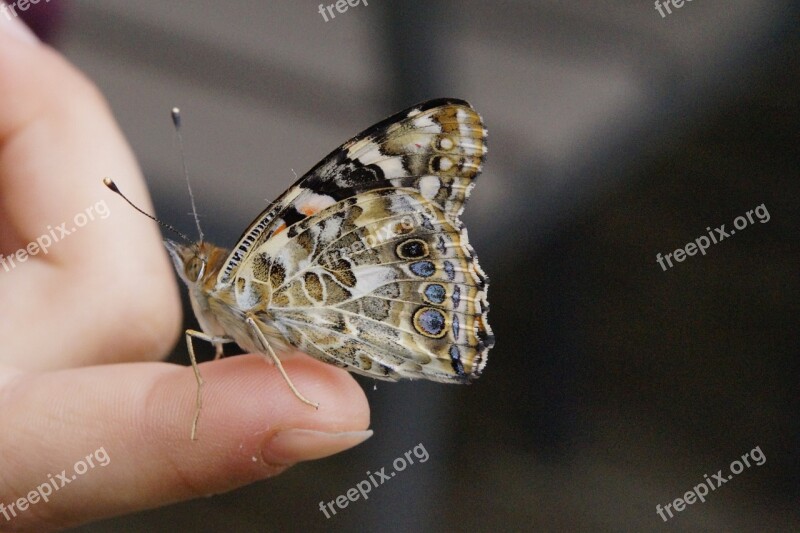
[{"left": 22, "top": 0, "right": 798, "bottom": 530}]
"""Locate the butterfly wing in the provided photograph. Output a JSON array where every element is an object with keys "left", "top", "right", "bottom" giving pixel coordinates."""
[
  {"left": 222, "top": 99, "right": 493, "bottom": 381},
  {"left": 238, "top": 188, "right": 493, "bottom": 382},
  {"left": 217, "top": 98, "right": 487, "bottom": 285}
]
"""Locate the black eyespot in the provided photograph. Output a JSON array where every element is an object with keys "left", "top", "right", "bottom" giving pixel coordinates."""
[{"left": 396, "top": 239, "right": 429, "bottom": 260}]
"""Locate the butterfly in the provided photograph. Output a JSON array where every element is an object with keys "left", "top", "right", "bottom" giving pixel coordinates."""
[{"left": 107, "top": 99, "right": 494, "bottom": 439}]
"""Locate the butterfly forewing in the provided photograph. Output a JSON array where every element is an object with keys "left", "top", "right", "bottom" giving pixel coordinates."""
[{"left": 218, "top": 99, "right": 487, "bottom": 285}]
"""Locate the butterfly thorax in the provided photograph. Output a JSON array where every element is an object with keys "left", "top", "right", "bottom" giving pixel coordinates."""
[{"left": 165, "top": 240, "right": 293, "bottom": 355}]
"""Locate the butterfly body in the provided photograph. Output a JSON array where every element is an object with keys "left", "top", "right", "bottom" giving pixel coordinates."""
[{"left": 166, "top": 99, "right": 494, "bottom": 390}]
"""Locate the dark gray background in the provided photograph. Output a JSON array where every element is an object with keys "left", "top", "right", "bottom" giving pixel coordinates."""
[{"left": 21, "top": 1, "right": 798, "bottom": 530}]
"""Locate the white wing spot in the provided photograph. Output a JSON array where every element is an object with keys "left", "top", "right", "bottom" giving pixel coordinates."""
[
  {"left": 375, "top": 157, "right": 407, "bottom": 178},
  {"left": 413, "top": 115, "right": 439, "bottom": 132},
  {"left": 419, "top": 175, "right": 440, "bottom": 200},
  {"left": 456, "top": 109, "right": 481, "bottom": 156},
  {"left": 348, "top": 141, "right": 382, "bottom": 162}
]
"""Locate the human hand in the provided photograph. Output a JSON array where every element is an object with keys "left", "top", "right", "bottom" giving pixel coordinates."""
[{"left": 0, "top": 16, "right": 370, "bottom": 532}]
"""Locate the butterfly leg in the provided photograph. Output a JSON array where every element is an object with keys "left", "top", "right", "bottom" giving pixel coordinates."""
[
  {"left": 245, "top": 316, "right": 319, "bottom": 410},
  {"left": 185, "top": 329, "right": 233, "bottom": 440},
  {"left": 213, "top": 342, "right": 225, "bottom": 360}
]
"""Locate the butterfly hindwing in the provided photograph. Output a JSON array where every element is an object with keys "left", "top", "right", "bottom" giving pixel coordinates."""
[{"left": 237, "top": 188, "right": 491, "bottom": 382}]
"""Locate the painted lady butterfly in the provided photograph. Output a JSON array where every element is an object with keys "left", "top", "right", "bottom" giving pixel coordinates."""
[{"left": 109, "top": 99, "right": 494, "bottom": 438}]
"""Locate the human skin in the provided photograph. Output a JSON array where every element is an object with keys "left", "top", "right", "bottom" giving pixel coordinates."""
[{"left": 0, "top": 14, "right": 370, "bottom": 532}]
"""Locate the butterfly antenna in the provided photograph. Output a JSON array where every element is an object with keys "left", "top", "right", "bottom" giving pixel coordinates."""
[
  {"left": 102, "top": 177, "right": 193, "bottom": 243},
  {"left": 171, "top": 107, "right": 205, "bottom": 243}
]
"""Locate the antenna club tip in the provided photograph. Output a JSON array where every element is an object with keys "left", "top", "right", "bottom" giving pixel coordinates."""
[
  {"left": 171, "top": 107, "right": 181, "bottom": 128},
  {"left": 102, "top": 177, "right": 120, "bottom": 192}
]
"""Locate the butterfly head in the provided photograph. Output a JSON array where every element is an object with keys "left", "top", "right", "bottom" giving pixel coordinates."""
[{"left": 164, "top": 240, "right": 228, "bottom": 291}]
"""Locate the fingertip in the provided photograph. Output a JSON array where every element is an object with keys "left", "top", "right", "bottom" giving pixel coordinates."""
[{"left": 175, "top": 354, "right": 371, "bottom": 443}]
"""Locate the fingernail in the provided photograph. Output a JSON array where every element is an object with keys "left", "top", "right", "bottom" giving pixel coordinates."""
[
  {"left": 263, "top": 429, "right": 373, "bottom": 465},
  {"left": 0, "top": 2, "right": 39, "bottom": 45}
]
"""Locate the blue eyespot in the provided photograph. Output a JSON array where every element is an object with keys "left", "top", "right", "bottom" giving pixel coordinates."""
[
  {"left": 413, "top": 307, "right": 446, "bottom": 338},
  {"left": 424, "top": 284, "right": 446, "bottom": 304}
]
